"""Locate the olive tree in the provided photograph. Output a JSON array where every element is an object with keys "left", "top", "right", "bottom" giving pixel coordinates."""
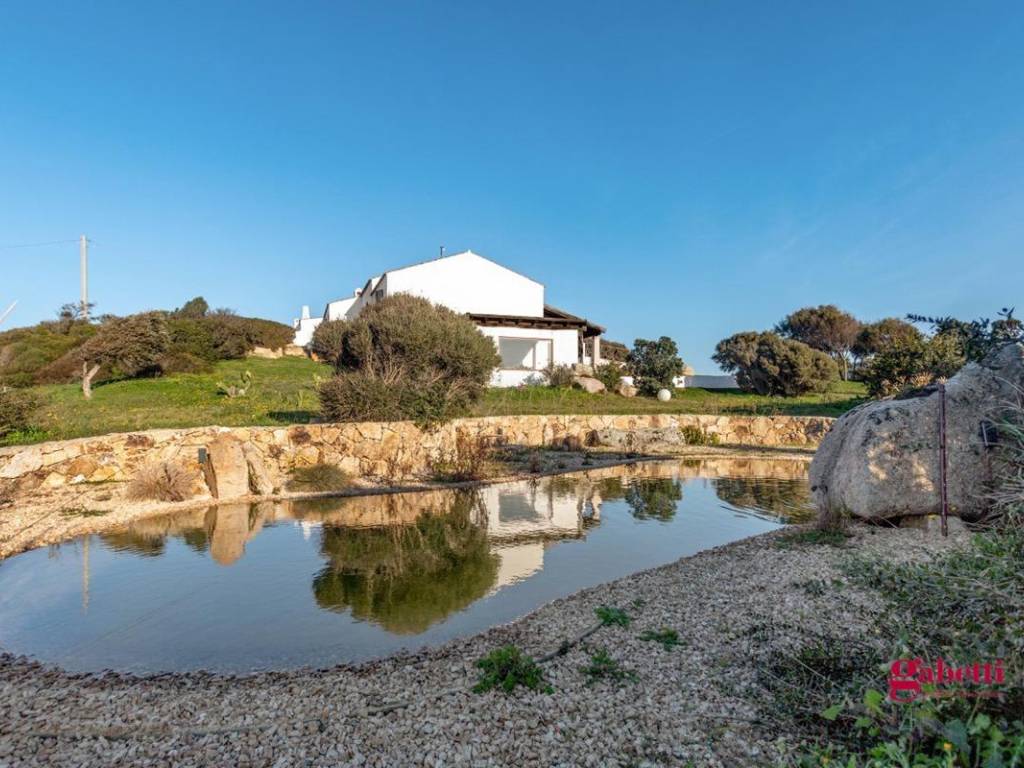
[
  {"left": 627, "top": 336, "right": 685, "bottom": 396},
  {"left": 776, "top": 305, "right": 860, "bottom": 380},
  {"left": 713, "top": 331, "right": 838, "bottom": 396}
]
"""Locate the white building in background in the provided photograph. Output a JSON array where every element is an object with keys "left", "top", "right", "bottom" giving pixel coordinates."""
[{"left": 293, "top": 250, "right": 607, "bottom": 387}]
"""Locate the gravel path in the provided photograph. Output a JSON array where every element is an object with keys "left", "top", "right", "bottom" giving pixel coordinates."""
[{"left": 0, "top": 524, "right": 964, "bottom": 767}]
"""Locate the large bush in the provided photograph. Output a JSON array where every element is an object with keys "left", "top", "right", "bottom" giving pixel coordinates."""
[
  {"left": 309, "top": 319, "right": 347, "bottom": 365},
  {"left": 713, "top": 331, "right": 838, "bottom": 396},
  {"left": 627, "top": 336, "right": 685, "bottom": 396},
  {"left": 851, "top": 317, "right": 923, "bottom": 360},
  {"left": 319, "top": 294, "right": 499, "bottom": 424},
  {"left": 0, "top": 320, "right": 98, "bottom": 387},
  {"left": 859, "top": 334, "right": 966, "bottom": 398},
  {"left": 42, "top": 311, "right": 171, "bottom": 384}
]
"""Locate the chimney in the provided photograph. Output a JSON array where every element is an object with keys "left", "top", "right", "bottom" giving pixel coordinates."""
[{"left": 301, "top": 305, "right": 310, "bottom": 320}]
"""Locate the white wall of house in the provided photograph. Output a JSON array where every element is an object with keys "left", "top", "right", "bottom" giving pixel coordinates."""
[
  {"left": 384, "top": 251, "right": 544, "bottom": 317},
  {"left": 324, "top": 296, "right": 358, "bottom": 321},
  {"left": 478, "top": 326, "right": 579, "bottom": 387},
  {"left": 291, "top": 306, "right": 322, "bottom": 347},
  {"left": 680, "top": 374, "right": 738, "bottom": 389}
]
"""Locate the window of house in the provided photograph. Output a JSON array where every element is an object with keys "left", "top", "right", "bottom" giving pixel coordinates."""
[{"left": 498, "top": 337, "right": 553, "bottom": 370}]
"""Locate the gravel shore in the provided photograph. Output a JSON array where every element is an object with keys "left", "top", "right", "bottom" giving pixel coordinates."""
[{"left": 0, "top": 523, "right": 964, "bottom": 767}]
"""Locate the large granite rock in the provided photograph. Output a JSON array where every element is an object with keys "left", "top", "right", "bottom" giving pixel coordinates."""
[
  {"left": 202, "top": 436, "right": 250, "bottom": 499},
  {"left": 573, "top": 376, "right": 606, "bottom": 394},
  {"left": 810, "top": 343, "right": 1023, "bottom": 520}
]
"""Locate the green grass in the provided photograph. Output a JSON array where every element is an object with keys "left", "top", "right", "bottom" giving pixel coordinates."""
[
  {"left": 2, "top": 357, "right": 866, "bottom": 446},
  {"left": 5, "top": 357, "right": 329, "bottom": 445},
  {"left": 473, "top": 380, "right": 867, "bottom": 419}
]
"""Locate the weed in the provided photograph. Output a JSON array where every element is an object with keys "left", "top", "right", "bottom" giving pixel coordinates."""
[
  {"left": 774, "top": 528, "right": 851, "bottom": 549},
  {"left": 59, "top": 507, "right": 109, "bottom": 518},
  {"left": 125, "top": 461, "right": 194, "bottom": 502},
  {"left": 582, "top": 648, "right": 637, "bottom": 685},
  {"left": 639, "top": 628, "right": 683, "bottom": 650},
  {"left": 473, "top": 646, "right": 552, "bottom": 694},
  {"left": 216, "top": 370, "right": 254, "bottom": 398},
  {"left": 679, "top": 424, "right": 720, "bottom": 446},
  {"left": 286, "top": 463, "right": 352, "bottom": 492},
  {"left": 429, "top": 429, "right": 492, "bottom": 482},
  {"left": 595, "top": 605, "right": 631, "bottom": 627}
]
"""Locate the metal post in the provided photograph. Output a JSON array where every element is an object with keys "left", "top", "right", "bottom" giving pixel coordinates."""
[
  {"left": 938, "top": 383, "right": 949, "bottom": 537},
  {"left": 79, "top": 234, "right": 88, "bottom": 320}
]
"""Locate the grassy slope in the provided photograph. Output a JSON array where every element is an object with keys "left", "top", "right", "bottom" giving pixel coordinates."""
[{"left": 5, "top": 358, "right": 867, "bottom": 445}]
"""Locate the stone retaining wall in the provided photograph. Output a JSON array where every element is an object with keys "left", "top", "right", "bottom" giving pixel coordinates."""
[{"left": 0, "top": 414, "right": 831, "bottom": 501}]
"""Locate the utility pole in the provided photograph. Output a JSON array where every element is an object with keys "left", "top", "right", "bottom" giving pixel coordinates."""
[{"left": 79, "top": 234, "right": 89, "bottom": 320}]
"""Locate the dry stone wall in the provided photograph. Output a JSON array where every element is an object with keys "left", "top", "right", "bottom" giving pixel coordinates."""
[{"left": 0, "top": 414, "right": 831, "bottom": 503}]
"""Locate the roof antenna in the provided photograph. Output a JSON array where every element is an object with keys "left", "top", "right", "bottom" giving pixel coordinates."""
[{"left": 439, "top": 245, "right": 445, "bottom": 258}]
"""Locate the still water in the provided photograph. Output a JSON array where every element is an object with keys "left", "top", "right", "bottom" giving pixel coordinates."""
[{"left": 0, "top": 458, "right": 812, "bottom": 673}]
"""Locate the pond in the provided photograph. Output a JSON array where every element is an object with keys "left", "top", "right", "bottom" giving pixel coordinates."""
[{"left": 0, "top": 458, "right": 813, "bottom": 673}]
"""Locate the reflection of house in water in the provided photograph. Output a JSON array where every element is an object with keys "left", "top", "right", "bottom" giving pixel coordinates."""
[{"left": 478, "top": 478, "right": 603, "bottom": 592}]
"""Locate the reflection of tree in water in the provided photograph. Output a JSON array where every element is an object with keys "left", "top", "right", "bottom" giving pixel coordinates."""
[
  {"left": 625, "top": 478, "right": 683, "bottom": 521},
  {"left": 312, "top": 492, "right": 499, "bottom": 634},
  {"left": 712, "top": 477, "right": 813, "bottom": 522}
]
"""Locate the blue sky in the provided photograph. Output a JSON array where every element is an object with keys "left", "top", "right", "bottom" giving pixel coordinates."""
[{"left": 2, "top": 1, "right": 1022, "bottom": 371}]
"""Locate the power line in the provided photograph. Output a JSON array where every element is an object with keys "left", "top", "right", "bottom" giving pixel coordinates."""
[{"left": 0, "top": 238, "right": 80, "bottom": 250}]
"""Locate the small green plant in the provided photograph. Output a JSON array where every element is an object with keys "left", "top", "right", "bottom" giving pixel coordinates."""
[
  {"left": 543, "top": 363, "right": 576, "bottom": 389},
  {"left": 582, "top": 648, "right": 637, "bottom": 685},
  {"left": 286, "top": 463, "right": 352, "bottom": 493},
  {"left": 595, "top": 605, "right": 631, "bottom": 627},
  {"left": 639, "top": 628, "right": 683, "bottom": 650},
  {"left": 216, "top": 369, "right": 253, "bottom": 398},
  {"left": 593, "top": 363, "right": 623, "bottom": 392},
  {"left": 774, "top": 528, "right": 852, "bottom": 549},
  {"left": 473, "top": 646, "right": 552, "bottom": 694},
  {"left": 679, "top": 424, "right": 720, "bottom": 446}
]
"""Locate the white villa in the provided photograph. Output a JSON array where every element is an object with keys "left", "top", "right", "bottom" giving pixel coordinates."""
[{"left": 292, "top": 250, "right": 611, "bottom": 387}]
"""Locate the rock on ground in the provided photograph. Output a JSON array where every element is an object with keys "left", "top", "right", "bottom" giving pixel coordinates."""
[{"left": 810, "top": 342, "right": 1023, "bottom": 520}]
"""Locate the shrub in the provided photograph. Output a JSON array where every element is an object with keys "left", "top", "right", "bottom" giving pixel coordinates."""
[
  {"left": 713, "top": 331, "right": 838, "bottom": 396},
  {"left": 320, "top": 295, "right": 499, "bottom": 425},
  {"left": 543, "top": 363, "right": 575, "bottom": 389},
  {"left": 309, "top": 319, "right": 347, "bottom": 364},
  {"left": 473, "top": 646, "right": 552, "bottom": 694},
  {"left": 593, "top": 363, "right": 623, "bottom": 391},
  {"left": 0, "top": 388, "right": 39, "bottom": 439},
  {"left": 627, "top": 336, "right": 685, "bottom": 395},
  {"left": 859, "top": 334, "right": 966, "bottom": 397},
  {"left": 680, "top": 424, "right": 719, "bottom": 446},
  {"left": 174, "top": 296, "right": 209, "bottom": 319},
  {"left": 287, "top": 463, "right": 352, "bottom": 492},
  {"left": 126, "top": 461, "right": 194, "bottom": 502}
]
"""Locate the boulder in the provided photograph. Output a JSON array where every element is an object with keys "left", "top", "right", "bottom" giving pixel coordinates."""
[
  {"left": 243, "top": 443, "right": 275, "bottom": 495},
  {"left": 573, "top": 376, "right": 606, "bottom": 394},
  {"left": 810, "top": 343, "right": 1023, "bottom": 521},
  {"left": 616, "top": 382, "right": 638, "bottom": 398},
  {"left": 595, "top": 427, "right": 685, "bottom": 452},
  {"left": 202, "top": 436, "right": 250, "bottom": 499}
]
